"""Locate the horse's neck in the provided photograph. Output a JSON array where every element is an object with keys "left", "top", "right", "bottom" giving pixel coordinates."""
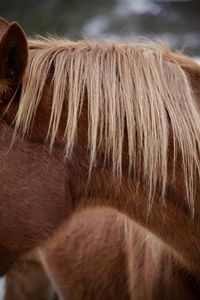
[{"left": 67, "top": 153, "right": 200, "bottom": 273}]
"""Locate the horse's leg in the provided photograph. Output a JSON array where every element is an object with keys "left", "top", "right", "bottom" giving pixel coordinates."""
[{"left": 4, "top": 259, "right": 55, "bottom": 300}]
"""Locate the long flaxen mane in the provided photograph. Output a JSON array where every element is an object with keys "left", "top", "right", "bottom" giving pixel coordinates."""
[{"left": 13, "top": 38, "right": 200, "bottom": 213}]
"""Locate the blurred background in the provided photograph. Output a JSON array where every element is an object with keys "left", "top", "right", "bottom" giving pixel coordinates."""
[
  {"left": 0, "top": 0, "right": 200, "bottom": 60},
  {"left": 0, "top": 0, "right": 199, "bottom": 298}
]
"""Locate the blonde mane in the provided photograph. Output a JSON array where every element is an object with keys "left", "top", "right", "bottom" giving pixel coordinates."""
[{"left": 14, "top": 38, "right": 200, "bottom": 213}]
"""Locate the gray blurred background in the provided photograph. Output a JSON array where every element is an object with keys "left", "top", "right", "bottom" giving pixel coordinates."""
[
  {"left": 0, "top": 0, "right": 200, "bottom": 58},
  {"left": 0, "top": 0, "right": 199, "bottom": 298}
]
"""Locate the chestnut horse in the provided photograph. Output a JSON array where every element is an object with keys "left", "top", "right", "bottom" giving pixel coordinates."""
[{"left": 0, "top": 16, "right": 200, "bottom": 299}]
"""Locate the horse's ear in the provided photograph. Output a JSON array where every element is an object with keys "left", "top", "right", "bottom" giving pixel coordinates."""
[{"left": 0, "top": 21, "right": 28, "bottom": 87}]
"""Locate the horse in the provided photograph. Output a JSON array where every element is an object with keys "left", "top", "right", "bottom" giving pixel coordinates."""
[
  {"left": 4, "top": 207, "right": 200, "bottom": 300},
  {"left": 0, "top": 16, "right": 200, "bottom": 298}
]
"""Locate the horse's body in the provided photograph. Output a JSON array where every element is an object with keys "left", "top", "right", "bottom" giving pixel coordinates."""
[
  {"left": 5, "top": 207, "right": 200, "bottom": 300},
  {"left": 40, "top": 208, "right": 200, "bottom": 300},
  {"left": 0, "top": 16, "right": 200, "bottom": 299}
]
